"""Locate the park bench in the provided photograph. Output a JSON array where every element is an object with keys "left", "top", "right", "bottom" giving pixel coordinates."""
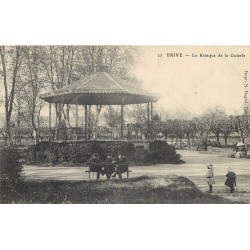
[{"left": 85, "top": 162, "right": 132, "bottom": 180}]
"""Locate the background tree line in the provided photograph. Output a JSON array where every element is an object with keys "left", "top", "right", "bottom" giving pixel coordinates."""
[{"left": 149, "top": 105, "right": 249, "bottom": 149}]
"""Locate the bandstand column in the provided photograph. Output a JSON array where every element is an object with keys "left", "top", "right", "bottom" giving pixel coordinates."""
[
  {"left": 120, "top": 105, "right": 124, "bottom": 139},
  {"left": 151, "top": 102, "right": 153, "bottom": 120},
  {"left": 49, "top": 103, "right": 51, "bottom": 140},
  {"left": 58, "top": 103, "right": 62, "bottom": 140},
  {"left": 66, "top": 104, "right": 70, "bottom": 127},
  {"left": 55, "top": 103, "right": 58, "bottom": 140},
  {"left": 84, "top": 105, "right": 88, "bottom": 139},
  {"left": 88, "top": 105, "right": 91, "bottom": 140},
  {"left": 147, "top": 102, "right": 150, "bottom": 139},
  {"left": 75, "top": 102, "right": 78, "bottom": 139},
  {"left": 150, "top": 102, "right": 153, "bottom": 139},
  {"left": 75, "top": 104, "right": 78, "bottom": 127}
]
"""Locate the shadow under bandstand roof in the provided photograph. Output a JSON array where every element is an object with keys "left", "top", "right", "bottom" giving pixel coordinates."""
[
  {"left": 40, "top": 71, "right": 159, "bottom": 105},
  {"left": 40, "top": 67, "right": 160, "bottom": 140}
]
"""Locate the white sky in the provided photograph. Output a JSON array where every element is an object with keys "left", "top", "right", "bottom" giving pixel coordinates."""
[{"left": 135, "top": 46, "right": 250, "bottom": 117}]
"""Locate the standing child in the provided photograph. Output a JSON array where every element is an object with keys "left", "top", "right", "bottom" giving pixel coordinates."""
[
  {"left": 206, "top": 163, "right": 215, "bottom": 193},
  {"left": 225, "top": 167, "right": 236, "bottom": 193}
]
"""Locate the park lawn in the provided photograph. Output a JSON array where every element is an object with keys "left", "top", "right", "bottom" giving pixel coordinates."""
[{"left": 0, "top": 175, "right": 240, "bottom": 204}]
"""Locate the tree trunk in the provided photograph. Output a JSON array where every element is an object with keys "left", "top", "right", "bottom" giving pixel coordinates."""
[
  {"left": 201, "top": 132, "right": 208, "bottom": 151},
  {"left": 33, "top": 128, "right": 38, "bottom": 145},
  {"left": 241, "top": 131, "right": 244, "bottom": 143},
  {"left": 164, "top": 133, "right": 168, "bottom": 143},
  {"left": 66, "top": 104, "right": 70, "bottom": 127},
  {"left": 224, "top": 135, "right": 228, "bottom": 147},
  {"left": 95, "top": 105, "right": 102, "bottom": 126},
  {"left": 5, "top": 114, "right": 13, "bottom": 145},
  {"left": 31, "top": 114, "right": 39, "bottom": 145},
  {"left": 191, "top": 137, "right": 194, "bottom": 145},
  {"left": 216, "top": 133, "right": 220, "bottom": 142},
  {"left": 17, "top": 99, "right": 21, "bottom": 145},
  {"left": 187, "top": 134, "right": 191, "bottom": 147}
]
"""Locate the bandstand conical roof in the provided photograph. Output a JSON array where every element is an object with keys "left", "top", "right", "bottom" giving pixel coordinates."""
[{"left": 40, "top": 71, "right": 160, "bottom": 105}]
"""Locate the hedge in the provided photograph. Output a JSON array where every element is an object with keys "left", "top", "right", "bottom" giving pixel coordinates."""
[
  {"left": 26, "top": 141, "right": 136, "bottom": 164},
  {"left": 26, "top": 140, "right": 180, "bottom": 165}
]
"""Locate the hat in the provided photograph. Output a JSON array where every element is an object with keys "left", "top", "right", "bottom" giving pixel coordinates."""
[{"left": 207, "top": 163, "right": 214, "bottom": 169}]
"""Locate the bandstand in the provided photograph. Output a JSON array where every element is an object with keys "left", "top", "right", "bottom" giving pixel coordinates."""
[{"left": 40, "top": 65, "right": 160, "bottom": 141}]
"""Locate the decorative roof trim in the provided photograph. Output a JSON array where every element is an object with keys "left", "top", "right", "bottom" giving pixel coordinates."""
[{"left": 43, "top": 91, "right": 159, "bottom": 99}]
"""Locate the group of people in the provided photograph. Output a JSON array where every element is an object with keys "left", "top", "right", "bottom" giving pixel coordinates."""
[
  {"left": 89, "top": 153, "right": 128, "bottom": 179},
  {"left": 206, "top": 163, "right": 237, "bottom": 193},
  {"left": 89, "top": 153, "right": 238, "bottom": 191}
]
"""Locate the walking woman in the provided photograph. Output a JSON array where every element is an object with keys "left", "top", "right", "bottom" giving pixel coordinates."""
[
  {"left": 206, "top": 163, "right": 215, "bottom": 193},
  {"left": 225, "top": 167, "right": 236, "bottom": 193}
]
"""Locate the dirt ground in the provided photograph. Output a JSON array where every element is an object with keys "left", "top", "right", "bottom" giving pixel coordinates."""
[{"left": 23, "top": 149, "right": 250, "bottom": 203}]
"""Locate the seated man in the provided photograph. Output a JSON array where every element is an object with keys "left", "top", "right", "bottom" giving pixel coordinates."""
[
  {"left": 235, "top": 144, "right": 247, "bottom": 158},
  {"left": 112, "top": 154, "right": 128, "bottom": 179},
  {"left": 101, "top": 154, "right": 116, "bottom": 179},
  {"left": 89, "top": 153, "right": 101, "bottom": 179}
]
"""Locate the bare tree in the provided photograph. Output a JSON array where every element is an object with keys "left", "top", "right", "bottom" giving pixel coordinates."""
[
  {"left": 203, "top": 106, "right": 227, "bottom": 142},
  {"left": 193, "top": 116, "right": 211, "bottom": 151},
  {"left": 221, "top": 116, "right": 235, "bottom": 146},
  {"left": 103, "top": 106, "right": 120, "bottom": 138},
  {"left": 182, "top": 120, "right": 197, "bottom": 147},
  {"left": 233, "top": 115, "right": 249, "bottom": 144},
  {"left": 0, "top": 46, "right": 22, "bottom": 145},
  {"left": 41, "top": 46, "right": 81, "bottom": 130},
  {"left": 16, "top": 46, "right": 46, "bottom": 144},
  {"left": 127, "top": 104, "right": 147, "bottom": 139}
]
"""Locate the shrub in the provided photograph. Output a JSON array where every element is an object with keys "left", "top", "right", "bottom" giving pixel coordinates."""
[
  {"left": 196, "top": 139, "right": 208, "bottom": 151},
  {"left": 211, "top": 141, "right": 221, "bottom": 147},
  {"left": 26, "top": 141, "right": 59, "bottom": 164},
  {"left": 0, "top": 146, "right": 24, "bottom": 199},
  {"left": 88, "top": 142, "right": 105, "bottom": 160},
  {"left": 67, "top": 143, "right": 91, "bottom": 163},
  {"left": 144, "top": 141, "right": 181, "bottom": 164},
  {"left": 0, "top": 147, "right": 23, "bottom": 182},
  {"left": 106, "top": 141, "right": 135, "bottom": 161},
  {"left": 57, "top": 143, "right": 71, "bottom": 162}
]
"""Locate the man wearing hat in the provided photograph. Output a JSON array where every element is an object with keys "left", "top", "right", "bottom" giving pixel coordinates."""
[
  {"left": 206, "top": 163, "right": 215, "bottom": 193},
  {"left": 101, "top": 153, "right": 116, "bottom": 179}
]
